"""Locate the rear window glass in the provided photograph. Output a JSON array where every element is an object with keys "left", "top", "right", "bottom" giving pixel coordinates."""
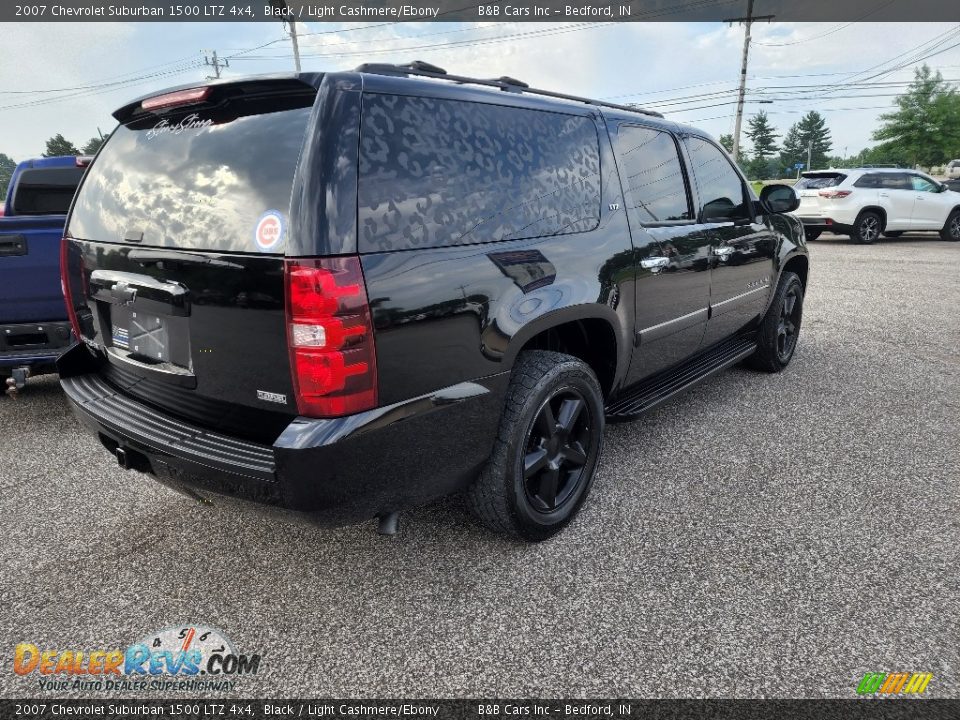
[
  {"left": 358, "top": 94, "right": 601, "bottom": 251},
  {"left": 68, "top": 96, "right": 312, "bottom": 253},
  {"left": 795, "top": 173, "right": 846, "bottom": 190},
  {"left": 12, "top": 166, "right": 85, "bottom": 215},
  {"left": 855, "top": 173, "right": 910, "bottom": 190}
]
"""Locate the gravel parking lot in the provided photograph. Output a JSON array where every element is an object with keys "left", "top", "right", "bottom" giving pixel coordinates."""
[{"left": 1, "top": 234, "right": 958, "bottom": 699}]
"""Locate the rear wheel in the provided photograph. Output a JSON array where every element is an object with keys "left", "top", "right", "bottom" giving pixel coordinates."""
[
  {"left": 850, "top": 211, "right": 882, "bottom": 244},
  {"left": 941, "top": 209, "right": 960, "bottom": 242},
  {"left": 747, "top": 272, "right": 804, "bottom": 373},
  {"left": 467, "top": 350, "right": 604, "bottom": 541},
  {"left": 804, "top": 229, "right": 822, "bottom": 241}
]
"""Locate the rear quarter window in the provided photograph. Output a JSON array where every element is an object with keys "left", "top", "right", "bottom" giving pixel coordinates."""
[{"left": 357, "top": 94, "right": 601, "bottom": 252}]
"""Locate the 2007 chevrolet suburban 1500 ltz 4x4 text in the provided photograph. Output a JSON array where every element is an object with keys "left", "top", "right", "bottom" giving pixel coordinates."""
[{"left": 59, "top": 62, "right": 809, "bottom": 541}]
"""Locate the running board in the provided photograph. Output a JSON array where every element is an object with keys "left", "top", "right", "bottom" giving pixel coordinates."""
[{"left": 605, "top": 336, "right": 757, "bottom": 421}]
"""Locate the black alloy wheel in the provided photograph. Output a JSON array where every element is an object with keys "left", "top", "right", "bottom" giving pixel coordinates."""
[
  {"left": 522, "top": 389, "right": 593, "bottom": 514},
  {"left": 467, "top": 350, "right": 605, "bottom": 541},
  {"left": 776, "top": 283, "right": 802, "bottom": 363},
  {"left": 747, "top": 271, "right": 804, "bottom": 373}
]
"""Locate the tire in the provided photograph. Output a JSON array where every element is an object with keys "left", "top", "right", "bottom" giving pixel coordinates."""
[
  {"left": 746, "top": 271, "right": 804, "bottom": 373},
  {"left": 467, "top": 350, "right": 605, "bottom": 541},
  {"left": 850, "top": 210, "right": 882, "bottom": 244},
  {"left": 804, "top": 229, "right": 822, "bottom": 241},
  {"left": 884, "top": 231, "right": 904, "bottom": 238},
  {"left": 941, "top": 209, "right": 960, "bottom": 242}
]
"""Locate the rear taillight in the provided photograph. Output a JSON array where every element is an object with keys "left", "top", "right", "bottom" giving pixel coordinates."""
[
  {"left": 60, "top": 236, "right": 82, "bottom": 340},
  {"left": 284, "top": 256, "right": 377, "bottom": 417},
  {"left": 818, "top": 189, "right": 852, "bottom": 199}
]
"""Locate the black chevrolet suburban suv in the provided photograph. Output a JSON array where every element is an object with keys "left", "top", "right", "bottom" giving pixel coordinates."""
[{"left": 59, "top": 62, "right": 808, "bottom": 541}]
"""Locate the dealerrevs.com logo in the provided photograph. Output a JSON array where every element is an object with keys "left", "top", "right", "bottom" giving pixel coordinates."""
[{"left": 14, "top": 625, "right": 262, "bottom": 693}]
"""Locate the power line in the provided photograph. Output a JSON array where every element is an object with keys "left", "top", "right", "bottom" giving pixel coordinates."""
[{"left": 751, "top": 0, "right": 897, "bottom": 47}]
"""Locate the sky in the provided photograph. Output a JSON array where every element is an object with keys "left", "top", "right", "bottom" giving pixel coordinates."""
[{"left": 1, "top": 20, "right": 959, "bottom": 162}]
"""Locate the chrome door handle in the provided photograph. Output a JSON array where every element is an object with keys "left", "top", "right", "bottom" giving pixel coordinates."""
[
  {"left": 713, "top": 245, "right": 735, "bottom": 257},
  {"left": 640, "top": 256, "right": 669, "bottom": 272}
]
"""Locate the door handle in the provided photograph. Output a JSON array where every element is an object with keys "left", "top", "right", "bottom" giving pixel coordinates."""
[
  {"left": 713, "top": 245, "right": 735, "bottom": 258},
  {"left": 640, "top": 256, "right": 669, "bottom": 272},
  {"left": 879, "top": 193, "right": 890, "bottom": 198}
]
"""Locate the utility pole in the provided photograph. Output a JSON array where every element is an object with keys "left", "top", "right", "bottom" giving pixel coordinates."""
[
  {"left": 269, "top": 0, "right": 301, "bottom": 72},
  {"left": 204, "top": 50, "right": 229, "bottom": 80},
  {"left": 724, "top": 0, "right": 774, "bottom": 163},
  {"left": 288, "top": 18, "right": 301, "bottom": 73},
  {"left": 807, "top": 139, "right": 813, "bottom": 172}
]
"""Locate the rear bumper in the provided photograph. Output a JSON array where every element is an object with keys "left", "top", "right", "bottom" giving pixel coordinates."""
[
  {"left": 58, "top": 344, "right": 507, "bottom": 525},
  {"left": 795, "top": 217, "right": 851, "bottom": 233},
  {"left": 0, "top": 320, "right": 72, "bottom": 372}
]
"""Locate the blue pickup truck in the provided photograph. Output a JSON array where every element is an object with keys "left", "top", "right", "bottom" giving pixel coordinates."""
[{"left": 1, "top": 156, "right": 88, "bottom": 394}]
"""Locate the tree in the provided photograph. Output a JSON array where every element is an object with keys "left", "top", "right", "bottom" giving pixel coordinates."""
[
  {"left": 779, "top": 111, "right": 833, "bottom": 171},
  {"left": 0, "top": 153, "right": 16, "bottom": 201},
  {"left": 43, "top": 134, "right": 79, "bottom": 157},
  {"left": 745, "top": 111, "right": 779, "bottom": 179},
  {"left": 718, "top": 134, "right": 734, "bottom": 154},
  {"left": 872, "top": 64, "right": 960, "bottom": 168},
  {"left": 81, "top": 135, "right": 108, "bottom": 155}
]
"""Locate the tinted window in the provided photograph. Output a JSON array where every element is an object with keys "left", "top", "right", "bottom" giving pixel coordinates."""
[
  {"left": 880, "top": 174, "right": 912, "bottom": 190},
  {"left": 11, "top": 166, "right": 85, "bottom": 215},
  {"left": 683, "top": 136, "right": 749, "bottom": 221},
  {"left": 617, "top": 125, "right": 691, "bottom": 223},
  {"left": 358, "top": 94, "right": 601, "bottom": 251},
  {"left": 910, "top": 175, "right": 939, "bottom": 192},
  {"left": 68, "top": 97, "right": 313, "bottom": 253},
  {"left": 795, "top": 173, "right": 846, "bottom": 190}
]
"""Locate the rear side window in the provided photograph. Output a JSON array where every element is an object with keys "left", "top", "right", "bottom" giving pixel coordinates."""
[
  {"left": 853, "top": 174, "right": 880, "bottom": 188},
  {"left": 683, "top": 136, "right": 749, "bottom": 221},
  {"left": 881, "top": 174, "right": 912, "bottom": 190},
  {"left": 68, "top": 96, "right": 313, "bottom": 253},
  {"left": 11, "top": 166, "right": 85, "bottom": 215},
  {"left": 358, "top": 94, "right": 601, "bottom": 251},
  {"left": 796, "top": 173, "right": 846, "bottom": 190},
  {"left": 617, "top": 125, "right": 691, "bottom": 223}
]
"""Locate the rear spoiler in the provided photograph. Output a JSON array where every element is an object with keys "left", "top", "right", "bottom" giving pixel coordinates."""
[{"left": 113, "top": 73, "right": 323, "bottom": 124}]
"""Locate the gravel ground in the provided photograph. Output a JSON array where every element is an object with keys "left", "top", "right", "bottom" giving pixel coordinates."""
[{"left": 1, "top": 234, "right": 958, "bottom": 699}]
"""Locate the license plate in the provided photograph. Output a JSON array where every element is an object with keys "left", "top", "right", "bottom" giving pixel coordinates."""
[
  {"left": 799, "top": 190, "right": 819, "bottom": 197},
  {"left": 111, "top": 308, "right": 169, "bottom": 362}
]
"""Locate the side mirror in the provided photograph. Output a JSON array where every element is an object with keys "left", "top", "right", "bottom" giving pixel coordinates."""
[{"left": 759, "top": 184, "right": 800, "bottom": 214}]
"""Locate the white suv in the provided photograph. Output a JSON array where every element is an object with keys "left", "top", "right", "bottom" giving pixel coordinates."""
[{"left": 792, "top": 168, "right": 960, "bottom": 243}]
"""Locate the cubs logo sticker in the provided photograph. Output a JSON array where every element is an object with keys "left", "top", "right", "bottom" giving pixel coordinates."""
[{"left": 254, "top": 210, "right": 285, "bottom": 251}]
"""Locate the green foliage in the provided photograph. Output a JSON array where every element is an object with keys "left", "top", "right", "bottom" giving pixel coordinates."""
[
  {"left": 718, "top": 133, "right": 734, "bottom": 153},
  {"left": 872, "top": 64, "right": 960, "bottom": 168},
  {"left": 0, "top": 152, "right": 15, "bottom": 202},
  {"left": 745, "top": 111, "right": 779, "bottom": 179},
  {"left": 43, "top": 134, "right": 80, "bottom": 157},
  {"left": 779, "top": 111, "right": 833, "bottom": 171},
  {"left": 81, "top": 135, "right": 108, "bottom": 155}
]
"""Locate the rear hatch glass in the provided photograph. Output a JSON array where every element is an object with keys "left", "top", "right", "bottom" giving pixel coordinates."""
[
  {"left": 69, "top": 94, "right": 312, "bottom": 253},
  {"left": 65, "top": 85, "right": 316, "bottom": 441},
  {"left": 795, "top": 172, "right": 847, "bottom": 215}
]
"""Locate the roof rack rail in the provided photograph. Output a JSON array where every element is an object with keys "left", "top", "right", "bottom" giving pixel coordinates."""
[{"left": 353, "top": 61, "right": 664, "bottom": 118}]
